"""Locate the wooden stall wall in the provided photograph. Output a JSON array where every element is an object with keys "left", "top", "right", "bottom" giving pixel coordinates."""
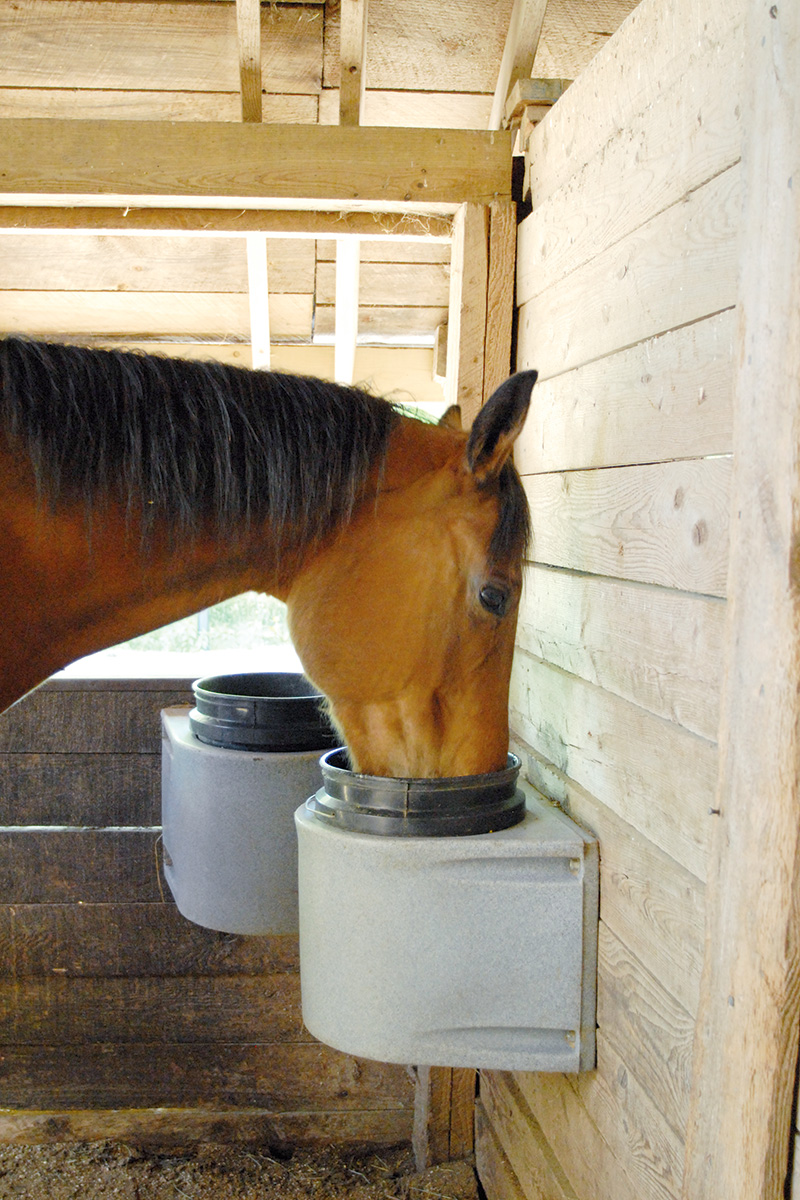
[
  {"left": 0, "top": 679, "right": 414, "bottom": 1145},
  {"left": 476, "top": 0, "right": 742, "bottom": 1196}
]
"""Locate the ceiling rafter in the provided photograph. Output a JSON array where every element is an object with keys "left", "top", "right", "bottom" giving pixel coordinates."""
[
  {"left": 339, "top": 0, "right": 369, "bottom": 126},
  {"left": 236, "top": 0, "right": 262, "bottom": 122},
  {"left": 489, "top": 0, "right": 549, "bottom": 130}
]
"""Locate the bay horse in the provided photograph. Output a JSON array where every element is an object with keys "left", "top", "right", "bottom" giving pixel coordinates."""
[{"left": 0, "top": 337, "right": 535, "bottom": 778}]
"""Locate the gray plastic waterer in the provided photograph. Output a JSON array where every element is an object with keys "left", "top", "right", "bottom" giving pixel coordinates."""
[
  {"left": 296, "top": 750, "right": 598, "bottom": 1072},
  {"left": 161, "top": 672, "right": 338, "bottom": 935}
]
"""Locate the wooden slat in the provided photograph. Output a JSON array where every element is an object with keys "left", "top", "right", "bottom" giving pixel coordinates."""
[
  {"left": 479, "top": 1072, "right": 576, "bottom": 1200},
  {"left": 313, "top": 305, "right": 447, "bottom": 339},
  {"left": 334, "top": 238, "right": 360, "bottom": 385},
  {"left": 339, "top": 0, "right": 368, "bottom": 126},
  {"left": 570, "top": 1033, "right": 684, "bottom": 1200},
  {"left": 0, "top": 832, "right": 164, "bottom": 904},
  {"left": 523, "top": 457, "right": 732, "bottom": 598},
  {"left": 0, "top": 291, "right": 314, "bottom": 340},
  {"left": 517, "top": 165, "right": 740, "bottom": 379},
  {"left": 0, "top": 904, "right": 300, "bottom": 978},
  {"left": 316, "top": 241, "right": 450, "bottom": 264},
  {"left": 0, "top": 1041, "right": 413, "bottom": 1110},
  {"left": 0, "top": 89, "right": 318, "bottom": 123},
  {"left": 0, "top": 0, "right": 323, "bottom": 95},
  {"left": 246, "top": 233, "right": 271, "bottom": 368},
  {"left": 519, "top": 27, "right": 743, "bottom": 302},
  {"left": 445, "top": 202, "right": 488, "bottom": 423},
  {"left": 0, "top": 975, "right": 306, "bottom": 1045},
  {"left": 0, "top": 207, "right": 453, "bottom": 240},
  {"left": 475, "top": 1097, "right": 532, "bottom": 1200},
  {"left": 0, "top": 687, "right": 189, "bottom": 754},
  {"left": 509, "top": 651, "right": 715, "bottom": 880},
  {"left": 512, "top": 740, "right": 705, "bottom": 1018},
  {"left": 413, "top": 1066, "right": 453, "bottom": 1169},
  {"left": 514, "top": 311, "right": 735, "bottom": 475},
  {"left": 682, "top": 3, "right": 800, "bottom": 1197},
  {"left": 489, "top": 0, "right": 549, "bottom": 130},
  {"left": 0, "top": 753, "right": 161, "bottom": 826},
  {"left": 483, "top": 199, "right": 516, "bottom": 400},
  {"left": 0, "top": 121, "right": 513, "bottom": 207},
  {"left": 0, "top": 1106, "right": 414, "bottom": 1148},
  {"left": 516, "top": 565, "right": 725, "bottom": 741},
  {"left": 236, "top": 0, "right": 262, "bottom": 123},
  {"left": 526, "top": 0, "right": 741, "bottom": 206},
  {"left": 596, "top": 925, "right": 694, "bottom": 1141},
  {"left": 315, "top": 261, "right": 450, "bottom": 306}
]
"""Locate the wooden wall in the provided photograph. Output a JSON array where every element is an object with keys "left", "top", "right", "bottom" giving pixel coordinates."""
[
  {"left": 476, "top": 0, "right": 744, "bottom": 1196},
  {"left": 0, "top": 679, "right": 414, "bottom": 1146}
]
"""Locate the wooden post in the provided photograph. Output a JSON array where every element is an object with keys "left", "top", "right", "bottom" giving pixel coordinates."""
[
  {"left": 483, "top": 199, "right": 517, "bottom": 400},
  {"left": 488, "top": 0, "right": 549, "bottom": 131},
  {"left": 445, "top": 203, "right": 489, "bottom": 427},
  {"left": 681, "top": 3, "right": 800, "bottom": 1198},
  {"left": 339, "top": 0, "right": 368, "bottom": 127},
  {"left": 235, "top": 0, "right": 262, "bottom": 123},
  {"left": 412, "top": 1067, "right": 476, "bottom": 1170}
]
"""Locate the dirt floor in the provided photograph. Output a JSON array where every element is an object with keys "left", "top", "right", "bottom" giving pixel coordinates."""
[{"left": 0, "top": 1141, "right": 479, "bottom": 1200}]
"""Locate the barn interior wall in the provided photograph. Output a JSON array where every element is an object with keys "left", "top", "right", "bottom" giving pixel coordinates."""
[
  {"left": 477, "top": 0, "right": 743, "bottom": 1196},
  {"left": 0, "top": 679, "right": 414, "bottom": 1144}
]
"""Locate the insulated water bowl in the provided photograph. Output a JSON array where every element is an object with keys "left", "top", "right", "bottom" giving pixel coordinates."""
[
  {"left": 189, "top": 671, "right": 338, "bottom": 752},
  {"left": 307, "top": 748, "right": 526, "bottom": 836}
]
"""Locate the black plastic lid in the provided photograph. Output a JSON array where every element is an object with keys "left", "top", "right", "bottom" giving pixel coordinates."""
[
  {"left": 189, "top": 672, "right": 339, "bottom": 752},
  {"left": 307, "top": 748, "right": 526, "bottom": 837}
]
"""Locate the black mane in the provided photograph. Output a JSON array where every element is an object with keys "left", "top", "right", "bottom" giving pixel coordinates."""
[{"left": 0, "top": 338, "right": 401, "bottom": 551}]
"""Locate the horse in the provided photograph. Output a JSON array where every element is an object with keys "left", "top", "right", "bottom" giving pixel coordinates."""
[{"left": 0, "top": 337, "right": 535, "bottom": 778}]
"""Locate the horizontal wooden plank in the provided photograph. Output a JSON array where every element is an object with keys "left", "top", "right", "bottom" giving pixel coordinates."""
[
  {"left": 509, "top": 651, "right": 715, "bottom": 880},
  {"left": 516, "top": 565, "right": 725, "bottom": 741},
  {"left": 0, "top": 1040, "right": 413, "bottom": 1110},
  {"left": 0, "top": 1, "right": 323, "bottom": 94},
  {"left": 313, "top": 305, "right": 448, "bottom": 337},
  {"left": 0, "top": 121, "right": 512, "bottom": 206},
  {"left": 522, "top": 457, "right": 732, "bottom": 598},
  {"left": 0, "top": 235, "right": 316, "bottom": 293},
  {"left": 519, "top": 27, "right": 743, "bottom": 303},
  {"left": 0, "top": 975, "right": 307, "bottom": 1044},
  {"left": 318, "top": 88, "right": 494, "bottom": 128},
  {"left": 528, "top": 0, "right": 638, "bottom": 80},
  {"left": 570, "top": 1032, "right": 684, "bottom": 1200},
  {"left": 0, "top": 904, "right": 300, "bottom": 978},
  {"left": 512, "top": 738, "right": 705, "bottom": 1018},
  {"left": 512, "top": 1067, "right": 641, "bottom": 1200},
  {"left": 0, "top": 207, "right": 454, "bottom": 240},
  {"left": 0, "top": 832, "right": 164, "bottom": 903},
  {"left": 316, "top": 240, "right": 450, "bottom": 264},
  {"left": 0, "top": 753, "right": 160, "bottom": 826},
  {"left": 517, "top": 165, "right": 740, "bottom": 379},
  {"left": 0, "top": 687, "right": 191, "bottom": 754},
  {"left": 478, "top": 1072, "right": 576, "bottom": 1200},
  {"left": 594, "top": 924, "right": 694, "bottom": 1140},
  {"left": 475, "top": 1097, "right": 532, "bottom": 1200},
  {"left": 0, "top": 88, "right": 318, "bottom": 123},
  {"left": 0, "top": 1105, "right": 414, "bottom": 1147},
  {"left": 315, "top": 261, "right": 450, "bottom": 306},
  {"left": 0, "top": 291, "right": 314, "bottom": 340},
  {"left": 515, "top": 311, "right": 735, "bottom": 475},
  {"left": 527, "top": 0, "right": 742, "bottom": 205}
]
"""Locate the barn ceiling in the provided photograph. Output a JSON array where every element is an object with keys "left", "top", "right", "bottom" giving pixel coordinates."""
[{"left": 0, "top": 0, "right": 638, "bottom": 389}]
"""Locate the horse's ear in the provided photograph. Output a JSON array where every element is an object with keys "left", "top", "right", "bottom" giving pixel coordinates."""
[
  {"left": 439, "top": 405, "right": 462, "bottom": 431},
  {"left": 466, "top": 370, "right": 537, "bottom": 482}
]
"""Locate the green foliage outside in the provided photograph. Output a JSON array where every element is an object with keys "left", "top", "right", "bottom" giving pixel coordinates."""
[{"left": 124, "top": 592, "right": 290, "bottom": 652}]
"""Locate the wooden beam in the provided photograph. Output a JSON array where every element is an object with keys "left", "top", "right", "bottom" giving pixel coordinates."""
[
  {"left": 489, "top": 0, "right": 549, "bottom": 131},
  {"left": 245, "top": 234, "right": 270, "bottom": 368},
  {"left": 236, "top": 0, "right": 262, "bottom": 123},
  {"left": 445, "top": 203, "right": 489, "bottom": 425},
  {"left": 483, "top": 199, "right": 517, "bottom": 399},
  {"left": 333, "top": 238, "right": 360, "bottom": 385},
  {"left": 412, "top": 1067, "right": 476, "bottom": 1170},
  {"left": 0, "top": 207, "right": 453, "bottom": 241},
  {"left": 339, "top": 0, "right": 368, "bottom": 127},
  {"left": 681, "top": 3, "right": 800, "bottom": 1199},
  {"left": 0, "top": 121, "right": 512, "bottom": 209}
]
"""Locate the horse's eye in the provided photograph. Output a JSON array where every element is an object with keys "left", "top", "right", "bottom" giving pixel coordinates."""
[{"left": 479, "top": 583, "right": 510, "bottom": 617}]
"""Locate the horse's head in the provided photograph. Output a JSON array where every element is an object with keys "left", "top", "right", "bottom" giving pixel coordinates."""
[{"left": 286, "top": 372, "right": 535, "bottom": 778}]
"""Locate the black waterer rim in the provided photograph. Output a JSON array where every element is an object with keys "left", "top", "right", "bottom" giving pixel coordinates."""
[
  {"left": 307, "top": 748, "right": 526, "bottom": 837},
  {"left": 189, "top": 672, "right": 339, "bottom": 752}
]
